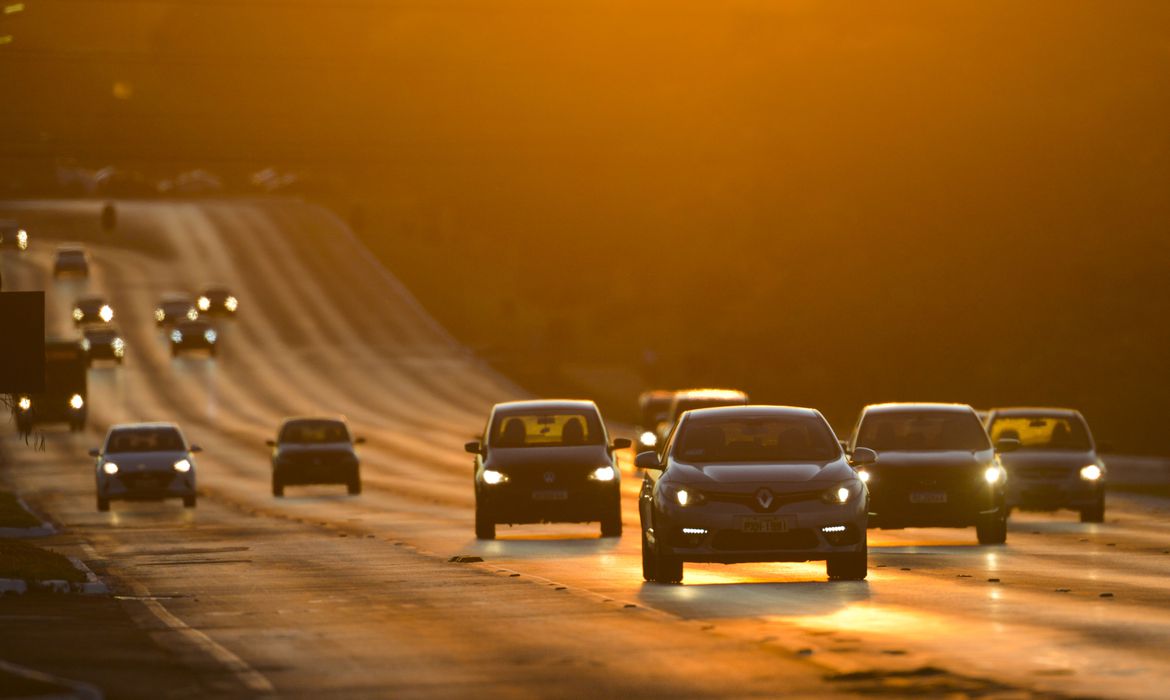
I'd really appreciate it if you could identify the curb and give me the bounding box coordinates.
[0,558,110,596]
[0,497,57,538]
[0,659,103,700]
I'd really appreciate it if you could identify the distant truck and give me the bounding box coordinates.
[15,339,88,433]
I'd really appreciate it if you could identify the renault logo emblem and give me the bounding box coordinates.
[543,471,556,484]
[756,488,774,510]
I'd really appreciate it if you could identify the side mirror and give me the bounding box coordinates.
[464,441,483,455]
[634,451,663,471]
[189,444,203,453]
[850,447,878,466]
[88,448,100,458]
[612,438,632,450]
[354,437,366,445]
[265,439,276,447]
[994,438,1020,453]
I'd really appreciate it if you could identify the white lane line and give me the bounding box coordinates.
[79,543,274,694]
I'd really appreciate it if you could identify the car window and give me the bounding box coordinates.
[489,411,604,447]
[673,415,839,463]
[107,428,186,453]
[279,421,350,444]
[988,416,1091,451]
[856,411,990,452]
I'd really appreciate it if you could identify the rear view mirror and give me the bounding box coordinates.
[265,439,275,447]
[995,438,1020,453]
[354,437,367,445]
[850,447,878,466]
[612,438,632,450]
[634,451,663,471]
[88,448,100,458]
[464,441,483,455]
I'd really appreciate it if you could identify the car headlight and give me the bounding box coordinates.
[224,296,238,312]
[69,393,84,410]
[102,462,119,475]
[482,469,509,485]
[1080,464,1102,481]
[173,459,192,473]
[856,469,871,483]
[17,230,27,249]
[72,308,84,321]
[112,338,125,356]
[186,308,199,321]
[171,330,183,343]
[80,338,91,351]
[822,480,862,505]
[99,305,114,322]
[197,296,211,311]
[638,431,657,448]
[154,308,166,322]
[983,465,1006,484]
[204,329,217,343]
[589,465,617,482]
[17,396,31,411]
[664,484,705,507]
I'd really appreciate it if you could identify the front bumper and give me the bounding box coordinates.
[1008,475,1103,511]
[275,462,358,486]
[98,471,195,501]
[478,482,619,525]
[868,482,1004,529]
[16,405,86,428]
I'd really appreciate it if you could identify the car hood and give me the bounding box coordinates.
[484,444,612,470]
[667,458,854,485]
[871,449,995,469]
[1000,449,1096,469]
[104,451,189,472]
[277,443,356,457]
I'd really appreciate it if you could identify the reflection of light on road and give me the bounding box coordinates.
[779,603,949,637]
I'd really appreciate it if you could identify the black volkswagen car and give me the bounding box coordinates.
[848,403,1016,545]
[268,417,365,496]
[465,400,630,540]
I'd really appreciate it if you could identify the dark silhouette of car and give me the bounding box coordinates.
[636,405,870,583]
[985,407,1106,522]
[268,417,365,497]
[465,400,630,540]
[53,246,90,278]
[155,294,199,326]
[197,286,239,317]
[91,422,201,511]
[81,326,126,366]
[655,388,749,443]
[72,296,114,325]
[0,220,29,251]
[170,319,218,357]
[847,403,1016,545]
[636,389,675,450]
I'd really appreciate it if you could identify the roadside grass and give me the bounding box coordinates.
[1108,483,1170,499]
[0,540,85,583]
[0,491,42,529]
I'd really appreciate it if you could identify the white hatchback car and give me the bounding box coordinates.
[91,422,201,511]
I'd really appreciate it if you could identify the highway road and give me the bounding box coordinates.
[2,199,1170,698]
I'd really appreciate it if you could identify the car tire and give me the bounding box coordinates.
[182,495,197,508]
[171,347,179,358]
[600,500,622,538]
[1080,495,1106,523]
[97,498,109,512]
[641,531,657,582]
[651,529,683,583]
[347,478,362,496]
[827,541,868,581]
[976,513,1008,545]
[272,478,284,497]
[475,502,495,540]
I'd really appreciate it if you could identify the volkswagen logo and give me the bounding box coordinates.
[543,471,556,484]
[755,488,774,510]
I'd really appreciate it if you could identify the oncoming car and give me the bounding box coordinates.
[82,326,126,366]
[53,246,89,277]
[91,422,201,511]
[848,403,1015,545]
[268,417,365,496]
[636,406,870,583]
[170,319,218,357]
[72,296,114,325]
[465,400,630,540]
[155,294,199,326]
[985,407,1106,522]
[0,220,29,251]
[656,388,749,443]
[636,389,675,451]
[197,286,239,317]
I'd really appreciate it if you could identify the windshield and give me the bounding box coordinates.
[490,410,604,448]
[279,420,350,444]
[674,415,840,463]
[107,428,185,453]
[857,411,991,452]
[989,416,1092,451]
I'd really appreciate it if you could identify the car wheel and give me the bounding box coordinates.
[1080,495,1106,523]
[654,544,683,584]
[641,531,658,582]
[97,498,110,512]
[826,541,868,581]
[976,513,1008,545]
[182,495,197,508]
[600,499,622,538]
[474,506,495,540]
[272,478,284,497]
[347,478,362,496]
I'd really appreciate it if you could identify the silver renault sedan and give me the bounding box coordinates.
[91,422,201,511]
[636,406,872,584]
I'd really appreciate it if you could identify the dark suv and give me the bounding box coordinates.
[268,417,365,496]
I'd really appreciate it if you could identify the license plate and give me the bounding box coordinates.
[741,516,792,533]
[532,490,568,501]
[910,491,947,504]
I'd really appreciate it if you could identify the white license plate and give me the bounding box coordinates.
[910,491,948,504]
[741,516,792,533]
[532,490,568,501]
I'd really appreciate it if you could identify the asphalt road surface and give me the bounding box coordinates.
[2,199,1169,699]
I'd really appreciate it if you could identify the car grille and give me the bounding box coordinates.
[121,472,173,491]
[712,529,819,551]
[1014,466,1075,479]
[703,489,821,513]
[506,467,596,488]
[286,451,353,466]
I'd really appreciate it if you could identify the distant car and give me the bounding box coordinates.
[81,326,126,366]
[465,400,630,540]
[635,405,870,583]
[985,407,1106,523]
[268,417,365,497]
[636,389,675,451]
[656,388,750,443]
[848,403,1013,545]
[72,296,114,325]
[91,422,201,511]
[53,246,90,278]
[0,220,29,251]
[196,286,239,317]
[15,339,87,433]
[154,294,199,326]
[170,319,218,357]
